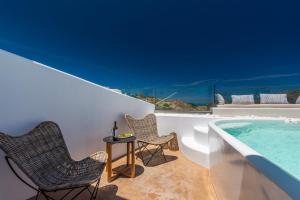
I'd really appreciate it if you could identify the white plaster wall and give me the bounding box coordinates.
[156,113,220,136]
[0,49,155,200]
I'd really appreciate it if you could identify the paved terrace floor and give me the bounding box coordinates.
[29,149,217,200]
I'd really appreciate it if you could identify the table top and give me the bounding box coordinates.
[103,136,136,144]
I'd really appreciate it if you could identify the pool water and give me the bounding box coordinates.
[216,120,300,180]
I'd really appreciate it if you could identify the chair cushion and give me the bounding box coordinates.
[260,93,288,104]
[231,95,255,104]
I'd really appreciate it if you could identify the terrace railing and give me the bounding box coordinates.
[215,82,300,104]
[123,74,300,112]
[123,83,214,113]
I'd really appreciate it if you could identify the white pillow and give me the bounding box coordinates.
[215,93,225,105]
[260,94,288,104]
[296,96,300,104]
[231,95,255,104]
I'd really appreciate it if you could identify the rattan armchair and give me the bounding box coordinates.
[125,114,174,166]
[0,121,107,200]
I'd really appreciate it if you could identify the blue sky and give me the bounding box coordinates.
[1,0,300,103]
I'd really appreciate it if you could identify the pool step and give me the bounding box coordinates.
[193,126,209,146]
[180,126,210,168]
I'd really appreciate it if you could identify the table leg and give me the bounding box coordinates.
[106,143,108,172]
[106,143,112,182]
[127,142,130,166]
[130,141,135,178]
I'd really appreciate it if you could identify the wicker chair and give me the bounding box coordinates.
[125,114,174,166]
[0,121,107,200]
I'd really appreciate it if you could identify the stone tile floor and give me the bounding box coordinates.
[30,149,217,200]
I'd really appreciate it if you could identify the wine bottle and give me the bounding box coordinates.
[112,121,118,141]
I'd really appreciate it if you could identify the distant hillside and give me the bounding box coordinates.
[131,94,209,112]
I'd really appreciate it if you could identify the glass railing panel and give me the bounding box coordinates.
[215,75,300,104]
[123,83,214,113]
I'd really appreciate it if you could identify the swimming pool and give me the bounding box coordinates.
[216,120,300,180]
[209,118,300,200]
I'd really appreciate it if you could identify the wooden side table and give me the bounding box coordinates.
[103,136,136,182]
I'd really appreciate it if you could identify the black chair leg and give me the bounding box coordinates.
[138,142,169,166]
[59,188,74,200]
[145,145,162,166]
[41,191,55,200]
[138,142,153,165]
[35,191,40,200]
[137,142,146,164]
[94,183,100,200]
[90,179,100,200]
[94,179,100,200]
[160,145,168,162]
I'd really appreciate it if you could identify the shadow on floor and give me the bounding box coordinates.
[113,164,145,178]
[30,184,127,200]
[136,149,178,167]
[96,184,127,200]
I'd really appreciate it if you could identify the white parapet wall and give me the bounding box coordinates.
[156,113,221,138]
[213,107,300,118]
[0,49,155,200]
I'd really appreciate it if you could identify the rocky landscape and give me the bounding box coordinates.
[131,94,209,112]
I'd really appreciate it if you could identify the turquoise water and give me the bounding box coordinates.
[216,120,300,180]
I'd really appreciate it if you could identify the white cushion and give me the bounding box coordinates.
[231,95,255,104]
[215,93,225,105]
[260,94,288,104]
[296,96,300,104]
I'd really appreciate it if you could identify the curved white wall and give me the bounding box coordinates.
[209,120,294,200]
[0,49,155,200]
